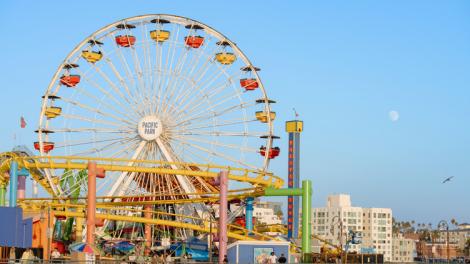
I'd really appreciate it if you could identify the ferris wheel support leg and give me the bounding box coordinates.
[217,170,228,264]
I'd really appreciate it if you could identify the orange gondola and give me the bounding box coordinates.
[185,36,204,48]
[240,78,259,91]
[33,141,55,153]
[259,146,280,159]
[115,35,136,47]
[60,75,81,87]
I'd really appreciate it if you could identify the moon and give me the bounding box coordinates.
[389,110,399,122]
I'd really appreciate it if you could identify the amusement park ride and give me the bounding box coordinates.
[0,14,317,263]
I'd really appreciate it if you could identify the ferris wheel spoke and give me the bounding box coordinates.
[168,66,225,116]
[60,114,132,128]
[175,130,265,137]
[172,118,256,132]
[53,136,135,149]
[172,139,257,170]
[104,33,148,110]
[72,137,139,157]
[174,100,254,128]
[160,34,216,117]
[61,97,135,126]
[173,73,241,119]
[73,67,138,118]
[156,24,182,116]
[73,86,139,123]
[172,134,257,153]
[90,64,145,117]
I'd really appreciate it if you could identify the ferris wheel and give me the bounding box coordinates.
[36,14,279,198]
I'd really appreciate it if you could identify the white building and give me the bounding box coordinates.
[312,194,393,262]
[392,233,416,262]
[230,200,282,226]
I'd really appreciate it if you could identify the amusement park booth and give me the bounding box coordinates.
[227,240,290,264]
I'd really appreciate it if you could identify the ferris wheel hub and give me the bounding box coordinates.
[138,115,163,141]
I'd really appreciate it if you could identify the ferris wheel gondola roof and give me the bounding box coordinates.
[63,63,79,69]
[88,39,103,45]
[256,98,276,104]
[42,95,61,100]
[185,24,204,30]
[35,129,54,134]
[241,66,261,72]
[116,24,136,29]
[150,18,170,24]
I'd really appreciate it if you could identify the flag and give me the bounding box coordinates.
[20,116,26,128]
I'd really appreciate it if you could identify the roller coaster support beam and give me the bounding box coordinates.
[9,161,18,207]
[0,181,6,206]
[86,162,105,247]
[264,180,312,261]
[17,168,29,200]
[245,197,254,234]
[217,170,228,264]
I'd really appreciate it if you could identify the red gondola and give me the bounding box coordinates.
[184,36,204,48]
[240,78,259,91]
[115,35,136,47]
[259,146,280,159]
[60,75,81,87]
[33,142,55,153]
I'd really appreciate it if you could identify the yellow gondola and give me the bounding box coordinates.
[45,106,62,119]
[150,30,170,42]
[215,52,236,65]
[81,50,103,63]
[255,111,276,123]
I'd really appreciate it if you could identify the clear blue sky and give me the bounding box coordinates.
[1,1,469,225]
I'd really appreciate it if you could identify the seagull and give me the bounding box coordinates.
[442,176,454,184]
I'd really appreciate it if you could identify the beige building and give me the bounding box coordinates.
[312,194,393,262]
[392,233,416,262]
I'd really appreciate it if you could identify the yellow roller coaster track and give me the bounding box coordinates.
[19,200,278,242]
[2,154,288,245]
[0,155,284,196]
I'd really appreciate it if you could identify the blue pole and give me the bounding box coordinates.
[245,197,254,234]
[9,161,18,207]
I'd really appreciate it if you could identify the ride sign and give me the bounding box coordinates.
[138,116,163,141]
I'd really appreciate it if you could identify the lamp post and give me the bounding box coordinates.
[438,220,450,263]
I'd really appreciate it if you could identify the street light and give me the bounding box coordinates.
[438,220,450,264]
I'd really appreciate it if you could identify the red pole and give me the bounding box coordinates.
[87,162,97,246]
[218,171,228,264]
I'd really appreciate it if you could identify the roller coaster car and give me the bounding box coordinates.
[81,50,103,63]
[255,111,276,123]
[215,52,236,65]
[185,36,204,48]
[55,215,66,220]
[115,35,136,47]
[33,141,55,153]
[240,78,259,91]
[150,30,170,42]
[259,146,280,159]
[60,74,81,87]
[234,216,256,227]
[45,106,62,119]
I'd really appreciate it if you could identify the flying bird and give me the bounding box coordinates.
[442,176,454,184]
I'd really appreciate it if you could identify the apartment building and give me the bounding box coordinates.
[392,233,416,262]
[312,194,393,262]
